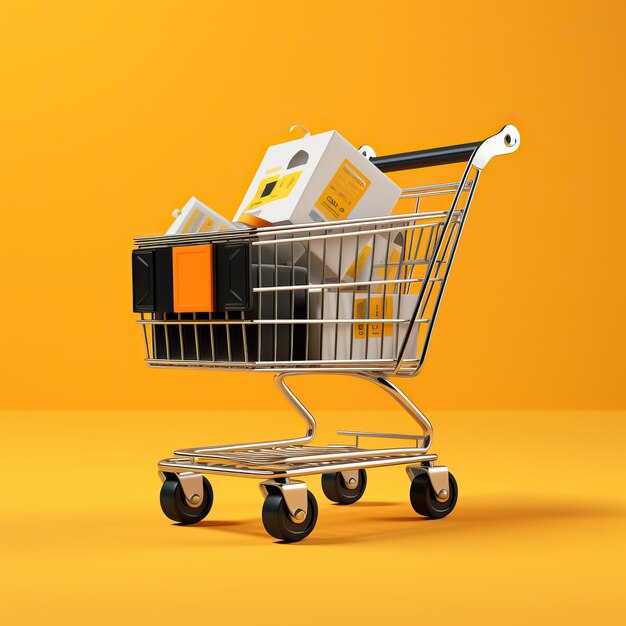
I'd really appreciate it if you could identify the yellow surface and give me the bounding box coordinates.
[1,409,624,624]
[1,1,624,618]
[0,1,625,410]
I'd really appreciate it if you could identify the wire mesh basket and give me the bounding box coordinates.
[135,180,476,376]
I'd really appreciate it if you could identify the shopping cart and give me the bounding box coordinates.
[133,124,520,542]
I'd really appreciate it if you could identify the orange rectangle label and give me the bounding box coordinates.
[172,244,214,312]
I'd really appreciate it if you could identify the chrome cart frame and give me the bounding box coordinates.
[135,125,520,541]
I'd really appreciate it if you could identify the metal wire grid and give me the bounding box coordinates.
[167,444,426,472]
[136,170,478,376]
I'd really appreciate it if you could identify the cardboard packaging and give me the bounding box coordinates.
[167,197,236,235]
[233,130,401,227]
[314,292,418,361]
[307,230,405,285]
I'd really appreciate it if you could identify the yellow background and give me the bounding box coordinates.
[2,409,625,624]
[1,1,625,624]
[0,0,624,410]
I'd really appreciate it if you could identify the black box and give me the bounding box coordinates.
[153,264,307,362]
[246,264,307,362]
[213,241,252,311]
[132,248,173,313]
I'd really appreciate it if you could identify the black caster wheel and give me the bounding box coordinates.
[409,471,458,519]
[321,470,367,505]
[262,490,318,542]
[160,475,214,525]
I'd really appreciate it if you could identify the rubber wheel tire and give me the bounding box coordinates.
[160,476,214,524]
[262,491,318,542]
[409,471,458,519]
[321,470,367,505]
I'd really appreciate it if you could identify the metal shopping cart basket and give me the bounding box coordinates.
[133,124,520,542]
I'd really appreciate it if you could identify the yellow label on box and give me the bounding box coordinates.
[315,159,370,221]
[343,243,372,281]
[372,246,403,292]
[245,171,303,213]
[181,208,203,233]
[198,216,216,232]
[353,296,394,339]
[388,247,401,270]
[345,242,404,291]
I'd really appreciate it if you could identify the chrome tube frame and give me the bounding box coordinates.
[158,371,435,479]
[149,125,520,489]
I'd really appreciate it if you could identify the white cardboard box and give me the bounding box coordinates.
[233,130,401,227]
[306,230,405,285]
[166,197,236,235]
[313,292,419,362]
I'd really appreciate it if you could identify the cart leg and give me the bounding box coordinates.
[276,371,434,452]
[170,373,319,458]
[274,373,317,440]
[354,374,434,451]
[276,371,434,451]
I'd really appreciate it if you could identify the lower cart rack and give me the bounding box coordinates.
[159,444,438,478]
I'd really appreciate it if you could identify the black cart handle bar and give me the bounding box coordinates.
[370,125,520,172]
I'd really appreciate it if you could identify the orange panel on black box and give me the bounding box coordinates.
[172,244,214,312]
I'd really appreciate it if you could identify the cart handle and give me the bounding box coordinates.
[370,125,520,172]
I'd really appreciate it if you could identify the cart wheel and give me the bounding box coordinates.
[321,470,367,505]
[409,471,458,519]
[160,475,214,525]
[262,490,318,542]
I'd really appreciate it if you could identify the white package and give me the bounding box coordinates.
[233,130,401,227]
[316,292,418,361]
[306,231,405,285]
[166,197,236,235]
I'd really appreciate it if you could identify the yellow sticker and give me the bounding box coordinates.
[343,243,372,281]
[353,296,394,339]
[198,216,216,232]
[245,171,303,213]
[379,247,402,285]
[181,209,200,233]
[314,160,370,221]
[347,243,404,292]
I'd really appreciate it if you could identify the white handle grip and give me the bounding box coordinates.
[471,124,520,170]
